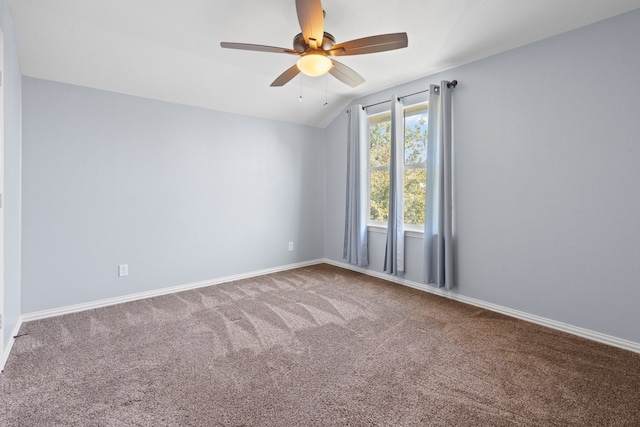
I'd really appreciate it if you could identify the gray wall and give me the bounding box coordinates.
[1,0,22,350]
[324,9,640,344]
[22,78,325,313]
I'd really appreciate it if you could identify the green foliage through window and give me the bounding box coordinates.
[368,113,391,222]
[404,105,428,225]
[367,103,428,227]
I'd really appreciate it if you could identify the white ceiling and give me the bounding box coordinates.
[8,0,640,128]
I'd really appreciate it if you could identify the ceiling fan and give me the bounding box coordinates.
[220,0,408,88]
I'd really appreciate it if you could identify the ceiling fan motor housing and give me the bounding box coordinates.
[293,32,336,53]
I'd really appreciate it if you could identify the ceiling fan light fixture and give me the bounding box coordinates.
[221,0,408,87]
[297,53,332,77]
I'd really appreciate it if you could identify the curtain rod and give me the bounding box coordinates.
[360,80,458,110]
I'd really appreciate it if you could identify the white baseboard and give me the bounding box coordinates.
[322,258,640,355]
[22,259,324,322]
[17,257,640,355]
[1,316,23,372]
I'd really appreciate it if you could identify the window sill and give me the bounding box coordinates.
[367,225,424,239]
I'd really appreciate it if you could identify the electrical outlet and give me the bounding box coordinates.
[288,242,294,251]
[118,264,129,277]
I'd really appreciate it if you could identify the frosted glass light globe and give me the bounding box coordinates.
[297,53,332,77]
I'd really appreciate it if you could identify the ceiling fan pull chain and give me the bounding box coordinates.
[324,74,328,107]
[299,74,303,102]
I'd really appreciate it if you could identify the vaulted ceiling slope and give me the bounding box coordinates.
[8,0,640,128]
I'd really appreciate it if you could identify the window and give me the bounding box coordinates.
[367,102,428,230]
[368,111,392,225]
[403,104,428,228]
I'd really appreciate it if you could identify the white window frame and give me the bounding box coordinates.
[366,100,428,237]
[402,102,428,234]
[366,110,392,229]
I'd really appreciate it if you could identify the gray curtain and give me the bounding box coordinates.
[343,105,369,267]
[424,82,454,289]
[384,96,405,275]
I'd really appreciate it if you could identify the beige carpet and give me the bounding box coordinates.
[1,264,639,426]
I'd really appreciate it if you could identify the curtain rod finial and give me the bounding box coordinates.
[447,80,458,88]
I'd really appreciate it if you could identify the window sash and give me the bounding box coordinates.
[366,100,428,229]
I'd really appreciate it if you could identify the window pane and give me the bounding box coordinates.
[370,170,390,222]
[404,168,426,225]
[404,105,428,165]
[369,113,391,168]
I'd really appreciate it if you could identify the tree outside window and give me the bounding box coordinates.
[367,103,428,229]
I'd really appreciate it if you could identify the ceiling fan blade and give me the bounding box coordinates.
[271,64,301,87]
[220,42,298,55]
[329,33,408,56]
[329,60,365,88]
[295,0,324,48]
